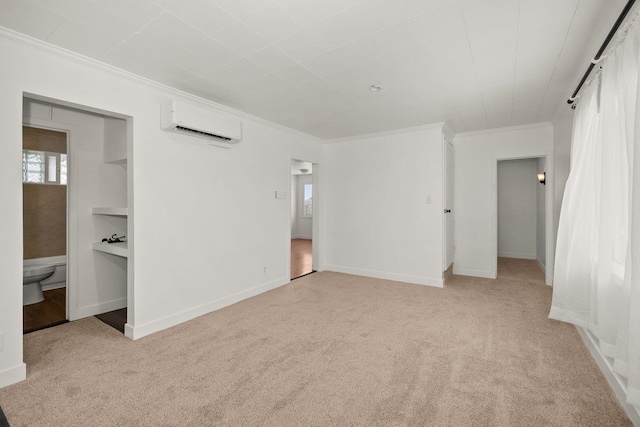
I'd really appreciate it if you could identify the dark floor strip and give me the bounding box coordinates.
[292,271,316,281]
[0,404,10,427]
[95,308,127,334]
[23,319,69,335]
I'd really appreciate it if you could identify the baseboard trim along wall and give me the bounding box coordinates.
[325,265,443,288]
[291,235,312,240]
[69,298,127,321]
[536,257,546,274]
[576,327,640,425]
[497,251,536,260]
[125,276,290,340]
[453,267,496,279]
[41,283,66,292]
[0,363,26,389]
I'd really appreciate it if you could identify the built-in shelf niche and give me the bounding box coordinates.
[92,207,128,258]
[92,207,128,217]
[92,241,128,258]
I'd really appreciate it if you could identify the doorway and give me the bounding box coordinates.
[22,95,132,338]
[496,157,547,280]
[443,136,454,277]
[290,159,314,279]
[22,126,69,333]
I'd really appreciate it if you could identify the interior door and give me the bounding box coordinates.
[443,137,455,270]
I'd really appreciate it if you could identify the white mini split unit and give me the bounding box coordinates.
[161,100,242,148]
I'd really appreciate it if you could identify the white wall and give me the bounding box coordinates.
[0,31,323,388]
[293,174,313,239]
[497,159,538,259]
[290,172,297,236]
[324,126,444,286]
[536,157,546,270]
[24,99,129,320]
[454,124,553,280]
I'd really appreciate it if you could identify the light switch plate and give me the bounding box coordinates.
[426,195,432,204]
[275,190,287,199]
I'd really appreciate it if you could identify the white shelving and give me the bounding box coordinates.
[92,207,128,217]
[92,207,128,257]
[92,241,128,258]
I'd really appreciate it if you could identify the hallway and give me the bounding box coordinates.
[291,239,312,279]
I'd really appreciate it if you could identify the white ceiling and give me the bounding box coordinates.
[0,0,628,139]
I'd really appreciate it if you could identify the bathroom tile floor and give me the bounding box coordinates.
[23,287,67,333]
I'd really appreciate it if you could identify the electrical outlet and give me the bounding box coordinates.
[0,332,4,351]
[263,266,267,274]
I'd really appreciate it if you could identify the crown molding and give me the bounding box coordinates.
[0,26,323,144]
[455,122,553,139]
[324,122,447,144]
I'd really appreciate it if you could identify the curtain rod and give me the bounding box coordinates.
[567,0,637,105]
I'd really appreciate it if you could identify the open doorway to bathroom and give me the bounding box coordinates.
[22,126,69,333]
[290,159,314,280]
[22,95,132,338]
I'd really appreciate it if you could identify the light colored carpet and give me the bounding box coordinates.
[0,259,631,426]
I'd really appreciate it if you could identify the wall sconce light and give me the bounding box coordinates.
[537,172,546,185]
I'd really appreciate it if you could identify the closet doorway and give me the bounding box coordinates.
[496,157,546,280]
[290,159,314,279]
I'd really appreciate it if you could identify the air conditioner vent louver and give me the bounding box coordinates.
[161,101,242,148]
[175,126,231,141]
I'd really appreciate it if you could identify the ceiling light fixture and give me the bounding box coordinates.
[537,172,546,185]
[369,85,382,92]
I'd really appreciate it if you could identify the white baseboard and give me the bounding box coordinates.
[497,251,536,260]
[125,276,289,340]
[0,363,26,388]
[124,323,135,339]
[69,297,127,321]
[576,327,640,426]
[324,264,443,288]
[453,267,496,279]
[41,283,66,291]
[536,257,546,273]
[291,235,312,240]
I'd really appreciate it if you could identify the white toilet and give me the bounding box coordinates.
[23,264,56,306]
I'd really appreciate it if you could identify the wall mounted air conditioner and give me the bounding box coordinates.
[161,100,242,148]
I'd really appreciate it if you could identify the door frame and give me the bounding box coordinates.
[22,93,134,329]
[22,118,76,321]
[492,153,554,285]
[288,157,322,279]
[442,135,454,272]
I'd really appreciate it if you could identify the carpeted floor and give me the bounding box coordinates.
[0,260,631,426]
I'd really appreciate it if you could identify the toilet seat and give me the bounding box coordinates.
[24,264,56,277]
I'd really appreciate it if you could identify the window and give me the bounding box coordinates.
[303,183,312,217]
[22,149,67,185]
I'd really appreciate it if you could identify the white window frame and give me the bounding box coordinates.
[22,149,67,185]
[302,183,313,218]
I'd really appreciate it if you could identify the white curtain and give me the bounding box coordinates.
[550,12,640,410]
